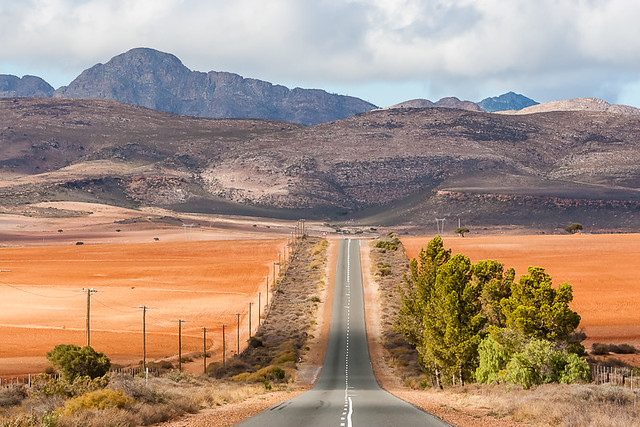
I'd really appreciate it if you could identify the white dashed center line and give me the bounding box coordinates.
[340,240,353,427]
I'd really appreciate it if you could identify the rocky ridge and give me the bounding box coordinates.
[52,48,376,125]
[1,97,639,230]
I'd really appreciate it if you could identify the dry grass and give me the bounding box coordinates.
[0,372,292,427]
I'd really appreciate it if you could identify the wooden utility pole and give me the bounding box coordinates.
[177,319,185,372]
[83,288,97,347]
[248,302,252,339]
[139,305,149,370]
[222,324,226,370]
[258,292,261,326]
[265,276,269,309]
[236,313,240,355]
[202,327,208,375]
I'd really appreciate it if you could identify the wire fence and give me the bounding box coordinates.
[590,363,640,390]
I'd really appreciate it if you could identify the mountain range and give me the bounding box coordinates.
[0,48,541,125]
[1,97,639,230]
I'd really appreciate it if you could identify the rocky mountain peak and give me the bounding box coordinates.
[0,74,54,97]
[478,91,538,112]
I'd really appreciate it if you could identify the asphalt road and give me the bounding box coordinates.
[238,239,448,427]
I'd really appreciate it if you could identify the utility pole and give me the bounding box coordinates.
[202,327,208,375]
[265,276,269,311]
[258,292,261,326]
[139,305,149,370]
[83,288,97,347]
[236,313,240,356]
[177,319,185,372]
[222,324,226,370]
[248,302,252,339]
[273,261,277,285]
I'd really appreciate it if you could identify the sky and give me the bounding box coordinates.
[1,0,640,108]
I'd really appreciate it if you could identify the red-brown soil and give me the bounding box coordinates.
[402,233,640,348]
[0,238,285,375]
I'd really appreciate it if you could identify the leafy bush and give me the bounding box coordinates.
[46,344,111,381]
[376,240,399,251]
[501,339,591,389]
[30,373,109,398]
[61,389,131,415]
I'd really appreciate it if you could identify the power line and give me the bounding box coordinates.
[0,281,83,299]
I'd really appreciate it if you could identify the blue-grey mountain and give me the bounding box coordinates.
[0,74,54,98]
[478,91,539,112]
[52,48,377,125]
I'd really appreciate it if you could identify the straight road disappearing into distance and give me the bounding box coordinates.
[238,239,447,427]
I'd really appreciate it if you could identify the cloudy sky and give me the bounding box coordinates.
[1,0,639,108]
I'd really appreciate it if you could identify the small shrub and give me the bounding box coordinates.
[61,388,132,415]
[249,337,263,348]
[263,380,272,390]
[310,296,321,303]
[0,385,27,407]
[147,360,173,371]
[376,241,398,251]
[611,344,637,354]
[591,343,610,355]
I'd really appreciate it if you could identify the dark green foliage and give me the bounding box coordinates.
[46,344,111,382]
[421,254,486,383]
[565,223,583,234]
[395,237,586,389]
[501,267,581,342]
[376,240,398,251]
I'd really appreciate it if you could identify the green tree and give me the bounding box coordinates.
[395,236,450,386]
[565,223,583,234]
[472,260,514,328]
[46,344,111,381]
[421,254,486,385]
[501,267,581,342]
[455,227,470,237]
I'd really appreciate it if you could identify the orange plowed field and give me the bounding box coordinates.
[0,239,285,375]
[402,234,640,348]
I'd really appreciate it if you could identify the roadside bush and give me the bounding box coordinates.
[29,374,109,398]
[0,385,28,407]
[46,344,111,381]
[591,343,610,355]
[376,241,398,251]
[61,388,132,415]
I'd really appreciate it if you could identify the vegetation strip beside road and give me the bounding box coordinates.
[368,233,640,426]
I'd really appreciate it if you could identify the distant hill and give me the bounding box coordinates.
[52,48,376,125]
[0,74,54,97]
[498,97,640,115]
[2,97,640,230]
[389,97,481,112]
[478,91,538,112]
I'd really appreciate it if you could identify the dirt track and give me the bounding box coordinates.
[402,233,640,348]
[0,239,285,375]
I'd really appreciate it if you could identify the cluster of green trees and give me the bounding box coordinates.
[395,237,590,389]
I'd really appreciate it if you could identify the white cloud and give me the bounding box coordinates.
[0,0,639,106]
